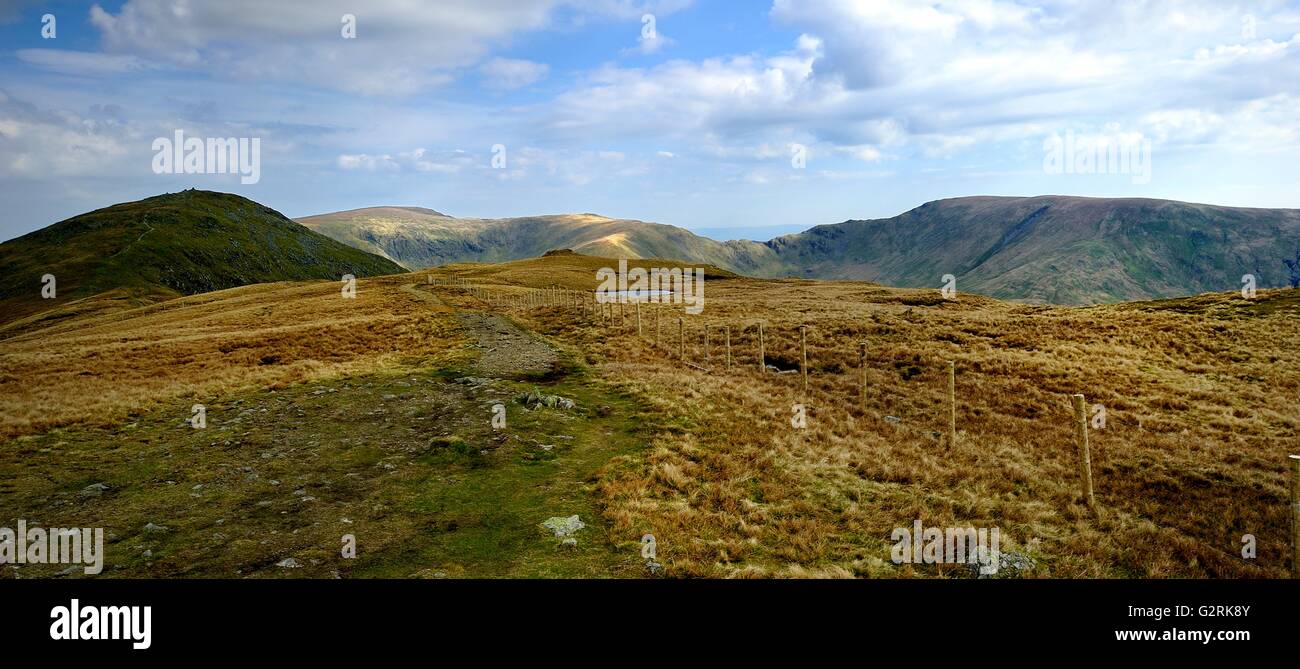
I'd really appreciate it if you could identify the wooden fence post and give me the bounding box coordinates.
[725,326,731,370]
[948,361,957,447]
[799,326,808,396]
[636,302,642,337]
[1289,454,1299,577]
[758,322,765,373]
[678,318,684,360]
[656,305,661,345]
[703,325,709,362]
[859,342,868,411]
[1072,393,1098,516]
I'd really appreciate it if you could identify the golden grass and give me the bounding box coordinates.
[0,275,468,439]
[459,254,1300,577]
[5,250,1298,578]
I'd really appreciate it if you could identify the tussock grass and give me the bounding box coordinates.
[476,255,1300,577]
[0,275,467,439]
[4,250,1298,578]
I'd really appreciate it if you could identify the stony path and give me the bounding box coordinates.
[404,284,558,378]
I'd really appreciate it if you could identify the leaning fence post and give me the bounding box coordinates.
[725,326,732,370]
[758,322,766,373]
[703,325,710,362]
[948,361,957,447]
[1072,393,1098,516]
[656,305,661,346]
[678,318,685,360]
[859,342,868,411]
[636,301,643,337]
[1290,454,1300,578]
[800,325,808,396]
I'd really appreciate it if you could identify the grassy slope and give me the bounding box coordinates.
[0,190,406,325]
[4,252,1298,578]
[0,269,654,578]
[457,253,1300,577]
[770,196,1300,304]
[297,206,779,276]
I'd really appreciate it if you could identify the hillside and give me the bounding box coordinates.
[0,190,406,325]
[298,196,1300,304]
[3,252,1296,578]
[296,206,776,276]
[759,196,1300,304]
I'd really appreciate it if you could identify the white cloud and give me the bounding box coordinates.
[480,58,550,91]
[83,0,689,96]
[337,148,471,173]
[16,49,161,76]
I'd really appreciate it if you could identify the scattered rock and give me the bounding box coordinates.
[79,482,110,497]
[884,416,901,424]
[141,522,169,533]
[541,515,585,538]
[517,388,576,410]
[966,550,1037,578]
[276,558,302,568]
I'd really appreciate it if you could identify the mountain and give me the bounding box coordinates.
[298,196,1300,304]
[0,190,406,325]
[295,206,772,272]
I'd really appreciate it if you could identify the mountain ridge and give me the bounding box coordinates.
[297,194,1300,304]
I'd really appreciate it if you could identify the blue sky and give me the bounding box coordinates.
[2,0,1299,242]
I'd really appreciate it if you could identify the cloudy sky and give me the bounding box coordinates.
[2,0,1299,242]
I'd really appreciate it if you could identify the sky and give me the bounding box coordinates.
[1,0,1299,243]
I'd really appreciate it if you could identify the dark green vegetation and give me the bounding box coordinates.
[300,195,1300,305]
[0,190,405,324]
[1,366,650,578]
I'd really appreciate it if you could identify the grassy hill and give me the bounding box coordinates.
[760,196,1300,304]
[298,196,1300,304]
[296,206,776,276]
[0,190,406,326]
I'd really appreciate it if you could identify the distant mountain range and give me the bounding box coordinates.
[298,196,1300,304]
[0,190,404,325]
[4,191,1296,327]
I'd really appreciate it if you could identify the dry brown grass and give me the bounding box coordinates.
[5,251,1298,578]
[466,255,1300,578]
[0,275,468,439]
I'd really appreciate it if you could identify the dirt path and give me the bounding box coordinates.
[404,284,558,378]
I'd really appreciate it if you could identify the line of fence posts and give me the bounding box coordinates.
[467,283,1300,576]
[447,280,1300,579]
[469,279,1300,576]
